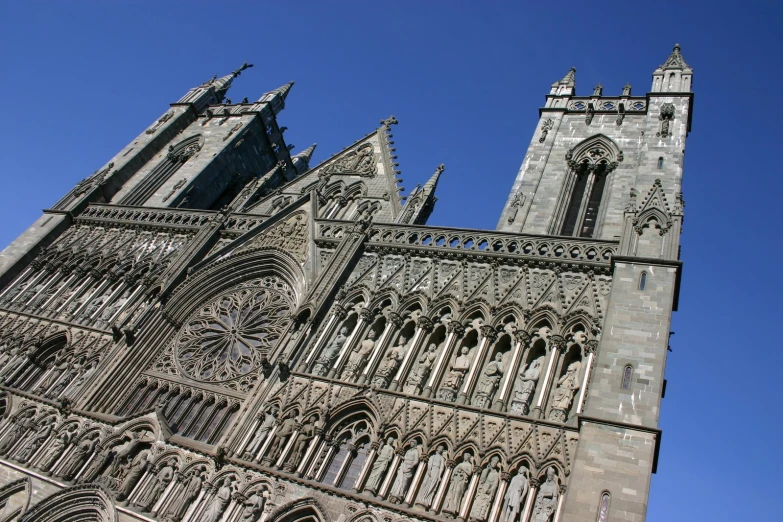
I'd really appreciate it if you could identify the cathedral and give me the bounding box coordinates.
[0,45,693,522]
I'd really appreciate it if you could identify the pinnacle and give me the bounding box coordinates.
[294,143,317,160]
[660,43,690,70]
[422,164,445,193]
[262,81,295,102]
[552,67,576,88]
[212,63,254,102]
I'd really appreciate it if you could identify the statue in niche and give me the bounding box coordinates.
[341,329,376,381]
[38,425,76,473]
[239,490,267,521]
[15,417,54,463]
[371,335,408,389]
[0,409,36,455]
[503,468,530,522]
[510,357,544,415]
[117,448,151,501]
[46,356,85,399]
[532,468,559,522]
[470,456,501,522]
[364,436,395,494]
[204,477,235,522]
[58,434,99,480]
[86,430,146,482]
[287,415,318,470]
[66,361,96,398]
[548,361,581,422]
[312,327,348,376]
[243,405,278,461]
[135,459,175,511]
[473,352,506,409]
[161,471,202,521]
[438,345,474,402]
[415,445,446,510]
[389,440,421,503]
[35,351,71,394]
[99,290,132,323]
[403,342,439,394]
[265,411,297,464]
[82,291,110,318]
[442,452,473,516]
[0,344,32,380]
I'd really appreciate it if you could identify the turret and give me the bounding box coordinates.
[175,63,254,112]
[292,144,317,175]
[257,82,294,116]
[398,164,445,225]
[549,67,576,96]
[651,44,693,92]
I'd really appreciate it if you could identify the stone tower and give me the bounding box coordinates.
[0,47,692,522]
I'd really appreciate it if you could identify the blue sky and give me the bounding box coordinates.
[1,1,781,520]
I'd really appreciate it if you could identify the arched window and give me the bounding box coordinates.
[657,157,664,169]
[339,441,369,489]
[621,365,633,389]
[597,491,611,522]
[322,439,350,485]
[639,272,647,291]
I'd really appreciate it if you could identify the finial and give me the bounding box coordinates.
[622,83,632,96]
[593,83,603,96]
[436,164,445,174]
[231,62,254,78]
[381,115,399,126]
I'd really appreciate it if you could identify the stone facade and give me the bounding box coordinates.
[0,46,693,522]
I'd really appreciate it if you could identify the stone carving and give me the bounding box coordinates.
[442,452,473,516]
[389,440,420,503]
[46,357,84,399]
[506,193,525,225]
[585,103,594,125]
[38,425,76,473]
[161,471,202,521]
[58,434,98,480]
[15,417,54,463]
[313,327,348,377]
[415,445,446,509]
[509,357,544,415]
[532,468,559,522]
[469,456,500,522]
[241,213,309,263]
[135,459,174,511]
[117,448,151,501]
[364,436,395,494]
[403,343,439,394]
[204,477,235,522]
[287,415,318,470]
[438,345,474,402]
[592,84,603,96]
[35,351,71,394]
[146,112,173,134]
[265,411,297,464]
[341,329,376,381]
[621,83,632,96]
[538,119,554,143]
[371,335,407,389]
[239,490,267,521]
[0,409,36,456]
[162,179,187,203]
[244,405,278,460]
[473,352,505,409]
[502,468,530,522]
[548,361,581,422]
[657,103,675,138]
[320,142,377,178]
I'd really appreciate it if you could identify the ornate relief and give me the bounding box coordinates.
[240,212,309,264]
[656,103,675,138]
[318,143,377,178]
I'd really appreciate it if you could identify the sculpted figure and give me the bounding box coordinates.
[312,327,348,376]
[161,471,202,521]
[502,468,530,522]
[470,456,500,521]
[341,329,376,380]
[58,434,98,480]
[371,335,407,389]
[548,362,581,422]
[0,409,36,455]
[364,436,395,494]
[403,343,439,394]
[38,426,75,473]
[243,405,278,461]
[532,468,559,522]
[473,352,505,409]
[66,361,96,397]
[389,440,421,503]
[135,459,174,511]
[46,357,84,399]
[99,291,131,322]
[15,417,54,463]
[265,411,297,464]
[415,445,446,509]
[0,345,31,380]
[239,490,267,521]
[510,358,543,415]
[438,345,473,402]
[442,452,473,516]
[204,477,234,522]
[288,415,318,469]
[118,448,151,501]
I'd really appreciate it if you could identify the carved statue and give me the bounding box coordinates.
[473,352,505,409]
[364,436,395,494]
[389,440,420,503]
[135,459,174,511]
[0,345,31,379]
[532,468,559,522]
[510,357,544,415]
[403,343,439,394]
[265,411,297,464]
[312,327,348,376]
[438,345,473,402]
[46,357,84,399]
[118,448,151,501]
[502,468,530,522]
[239,490,267,521]
[83,292,110,318]
[371,335,407,389]
[442,452,473,515]
[204,477,235,522]
[243,405,278,460]
[415,445,446,509]
[38,426,75,473]
[161,471,202,521]
[15,417,54,463]
[66,361,96,397]
[35,351,71,394]
[99,290,131,322]
[548,361,581,422]
[58,434,98,480]
[0,409,36,455]
[470,456,500,521]
[288,415,318,469]
[341,329,376,381]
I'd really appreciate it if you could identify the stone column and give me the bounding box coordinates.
[72,274,110,318]
[553,485,567,522]
[359,312,402,385]
[255,423,278,462]
[459,466,481,521]
[389,316,432,391]
[0,266,33,301]
[404,454,428,506]
[457,325,498,405]
[274,426,299,469]
[299,304,346,371]
[431,459,454,513]
[236,416,262,458]
[423,322,464,398]
[10,266,48,304]
[488,472,510,522]
[41,271,76,310]
[155,471,184,517]
[185,484,213,522]
[494,331,531,411]
[55,268,92,313]
[328,311,365,378]
[531,336,565,419]
[378,451,402,499]
[296,429,323,477]
[520,479,538,522]
[353,440,378,493]
[575,340,598,415]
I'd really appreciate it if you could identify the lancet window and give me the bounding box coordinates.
[315,417,371,489]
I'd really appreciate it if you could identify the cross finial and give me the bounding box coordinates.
[380,115,399,126]
[232,62,254,78]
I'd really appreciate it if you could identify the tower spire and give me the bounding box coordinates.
[292,143,317,174]
[651,44,693,92]
[258,81,295,115]
[550,67,576,96]
[212,62,254,102]
[398,164,445,225]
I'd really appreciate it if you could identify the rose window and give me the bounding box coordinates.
[175,284,291,382]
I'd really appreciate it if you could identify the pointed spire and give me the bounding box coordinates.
[292,143,317,175]
[212,62,254,102]
[561,67,576,87]
[422,163,445,195]
[399,164,445,225]
[661,43,690,70]
[258,81,294,115]
[651,44,693,93]
[550,68,576,96]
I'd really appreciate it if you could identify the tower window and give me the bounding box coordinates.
[561,161,609,238]
[639,272,647,291]
[657,157,664,169]
[621,365,633,389]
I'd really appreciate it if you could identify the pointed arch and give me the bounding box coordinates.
[268,498,327,522]
[19,484,118,522]
[0,477,31,521]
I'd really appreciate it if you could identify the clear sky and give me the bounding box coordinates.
[0,1,781,520]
